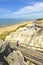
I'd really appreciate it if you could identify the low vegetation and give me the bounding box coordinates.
[0,24,28,40]
[0,18,43,40]
[0,23,27,40]
[0,31,10,40]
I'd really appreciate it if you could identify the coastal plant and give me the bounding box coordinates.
[0,31,10,40]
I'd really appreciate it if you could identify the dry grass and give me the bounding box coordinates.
[0,19,43,40]
[0,21,31,40]
[0,31,10,40]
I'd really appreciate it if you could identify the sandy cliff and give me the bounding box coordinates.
[5,19,43,48]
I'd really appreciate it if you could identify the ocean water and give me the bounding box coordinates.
[0,18,29,27]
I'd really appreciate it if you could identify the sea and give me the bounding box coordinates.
[0,18,30,27]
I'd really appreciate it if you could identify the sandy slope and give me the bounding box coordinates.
[0,21,32,34]
[0,19,43,35]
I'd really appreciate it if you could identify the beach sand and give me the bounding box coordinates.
[0,20,43,40]
[0,21,32,34]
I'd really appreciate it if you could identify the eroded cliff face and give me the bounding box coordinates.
[5,21,43,48]
[6,50,28,65]
[0,39,28,65]
[0,39,10,65]
[0,19,43,65]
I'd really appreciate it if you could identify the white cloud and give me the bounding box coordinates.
[14,2,43,14]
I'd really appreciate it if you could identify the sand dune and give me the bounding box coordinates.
[0,21,32,34]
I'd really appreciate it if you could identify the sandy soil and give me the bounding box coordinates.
[0,21,32,34]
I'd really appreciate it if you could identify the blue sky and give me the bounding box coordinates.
[0,0,43,19]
